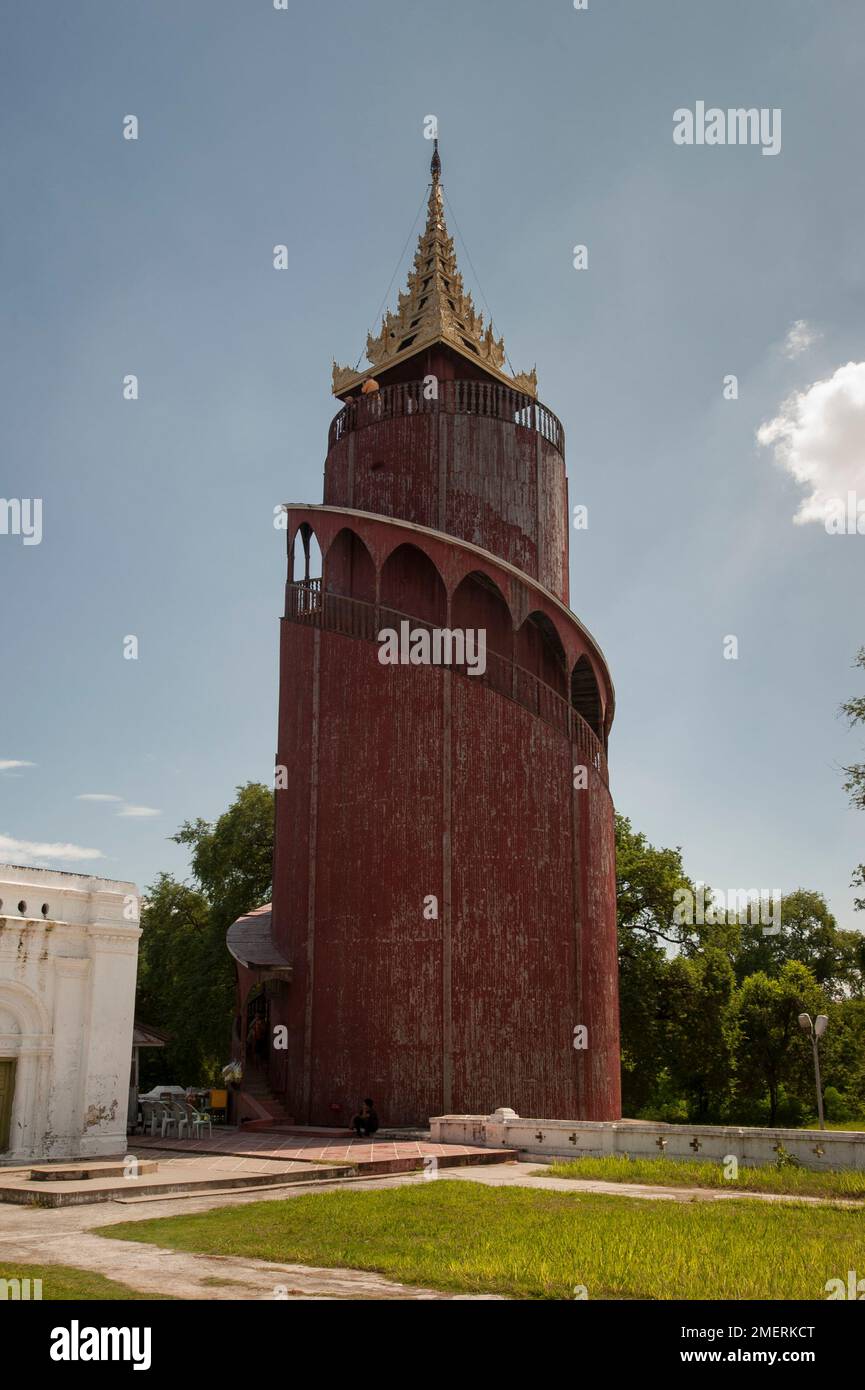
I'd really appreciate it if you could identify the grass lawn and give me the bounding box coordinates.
[0,1262,172,1300]
[535,1154,865,1201]
[99,1179,865,1300]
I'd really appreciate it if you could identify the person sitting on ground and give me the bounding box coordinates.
[351,1097,379,1137]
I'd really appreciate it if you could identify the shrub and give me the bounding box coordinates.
[822,1086,855,1121]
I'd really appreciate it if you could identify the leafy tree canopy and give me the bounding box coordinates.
[842,646,865,911]
[136,783,274,1087]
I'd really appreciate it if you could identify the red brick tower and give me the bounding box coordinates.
[229,144,620,1127]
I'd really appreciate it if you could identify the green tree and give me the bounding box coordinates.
[615,815,706,1113]
[172,781,274,933]
[731,962,826,1125]
[136,875,217,1086]
[615,814,700,951]
[664,948,737,1122]
[841,646,865,912]
[732,889,865,998]
[819,998,865,1118]
[135,783,274,1086]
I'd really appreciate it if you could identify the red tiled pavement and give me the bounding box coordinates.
[135,1128,513,1169]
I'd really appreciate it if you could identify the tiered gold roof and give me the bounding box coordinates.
[332,142,537,399]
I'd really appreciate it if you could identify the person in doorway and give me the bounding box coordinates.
[351,1097,379,1137]
[253,1012,267,1064]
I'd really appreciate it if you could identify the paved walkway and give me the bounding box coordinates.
[0,1162,855,1300]
[0,1149,347,1206]
[0,1131,515,1207]
[442,1163,864,1206]
[134,1129,501,1166]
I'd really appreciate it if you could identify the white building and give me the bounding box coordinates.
[0,865,140,1164]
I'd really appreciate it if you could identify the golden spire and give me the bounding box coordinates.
[332,142,538,398]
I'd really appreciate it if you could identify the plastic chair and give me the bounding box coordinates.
[154,1101,176,1138]
[140,1100,160,1137]
[166,1101,189,1139]
[190,1107,213,1140]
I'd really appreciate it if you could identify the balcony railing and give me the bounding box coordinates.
[286,580,607,787]
[328,379,565,457]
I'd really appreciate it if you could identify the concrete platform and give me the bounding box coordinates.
[0,1152,349,1207]
[0,1130,517,1206]
[29,1159,159,1182]
[134,1126,517,1171]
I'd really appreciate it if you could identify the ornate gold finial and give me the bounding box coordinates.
[332,143,537,398]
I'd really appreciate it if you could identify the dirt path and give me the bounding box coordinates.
[0,1171,502,1300]
[443,1163,865,1206]
[1,1226,500,1300]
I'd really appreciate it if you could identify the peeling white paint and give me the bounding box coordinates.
[0,866,140,1164]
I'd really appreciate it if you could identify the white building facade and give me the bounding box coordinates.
[0,865,140,1164]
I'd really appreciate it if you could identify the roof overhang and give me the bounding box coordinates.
[226,905,292,977]
[132,1021,169,1049]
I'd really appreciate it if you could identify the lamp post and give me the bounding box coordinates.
[798,1012,828,1130]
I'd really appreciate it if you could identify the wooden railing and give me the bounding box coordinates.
[286,581,607,786]
[328,379,565,456]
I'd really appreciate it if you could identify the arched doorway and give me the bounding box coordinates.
[244,983,270,1075]
[0,1056,16,1154]
[514,610,569,698]
[324,527,376,603]
[451,570,513,693]
[0,982,52,1162]
[571,654,604,740]
[379,542,447,626]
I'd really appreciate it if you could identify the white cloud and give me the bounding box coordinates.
[783,319,820,359]
[0,833,104,865]
[757,361,865,524]
[78,794,161,817]
[0,760,36,771]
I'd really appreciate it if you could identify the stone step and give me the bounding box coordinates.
[0,1146,518,1208]
[28,1160,158,1183]
[0,1164,350,1208]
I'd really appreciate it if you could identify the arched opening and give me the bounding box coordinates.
[571,655,603,740]
[324,528,376,605]
[451,572,512,655]
[244,983,269,1074]
[450,571,513,693]
[514,611,568,699]
[379,543,446,627]
[291,524,323,583]
[0,995,22,1155]
[0,982,52,1159]
[289,525,324,621]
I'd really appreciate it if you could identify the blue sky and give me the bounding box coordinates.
[1,0,863,926]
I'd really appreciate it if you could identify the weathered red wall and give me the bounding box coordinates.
[272,620,620,1126]
[264,379,620,1127]
[580,767,620,1116]
[325,412,568,603]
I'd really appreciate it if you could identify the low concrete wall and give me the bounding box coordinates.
[429,1112,865,1172]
